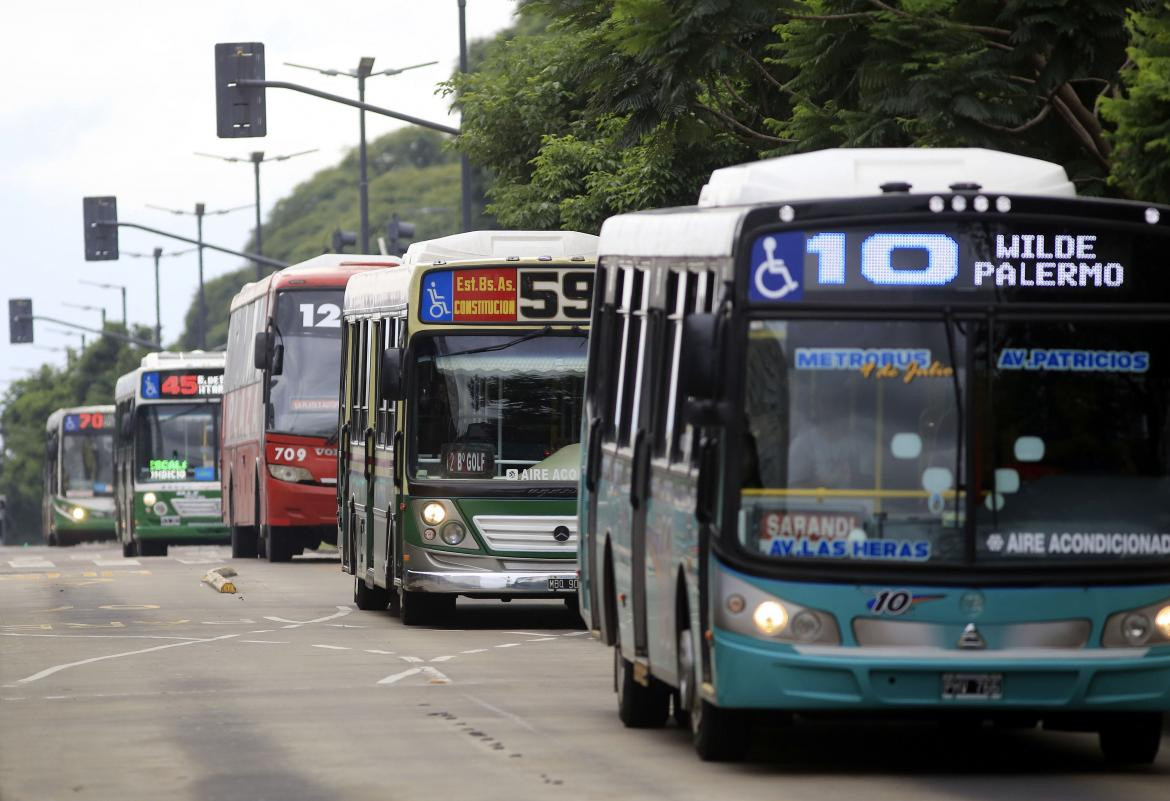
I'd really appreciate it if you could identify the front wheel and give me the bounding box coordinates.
[1099,713,1162,765]
[615,646,669,728]
[354,575,390,611]
[680,629,747,761]
[121,538,138,558]
[231,525,258,559]
[400,588,454,626]
[264,526,294,563]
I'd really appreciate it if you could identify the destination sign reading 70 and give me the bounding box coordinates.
[420,267,594,324]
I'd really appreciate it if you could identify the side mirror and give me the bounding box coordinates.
[681,313,720,400]
[271,343,284,376]
[253,331,270,370]
[380,347,404,400]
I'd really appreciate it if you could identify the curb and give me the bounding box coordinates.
[201,566,238,594]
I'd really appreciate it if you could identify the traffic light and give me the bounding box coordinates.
[9,298,33,344]
[331,229,357,253]
[83,196,119,261]
[215,42,267,138]
[386,214,415,256]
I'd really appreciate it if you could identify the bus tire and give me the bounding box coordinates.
[400,589,453,626]
[139,539,167,557]
[264,526,294,562]
[615,646,669,728]
[354,575,390,611]
[680,629,747,761]
[1099,713,1162,765]
[231,525,258,559]
[122,538,137,558]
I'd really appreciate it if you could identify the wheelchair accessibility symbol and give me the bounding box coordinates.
[421,270,454,322]
[753,235,802,301]
[427,280,451,319]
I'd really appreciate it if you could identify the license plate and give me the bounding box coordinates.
[941,672,1003,700]
[547,578,578,592]
[160,515,181,527]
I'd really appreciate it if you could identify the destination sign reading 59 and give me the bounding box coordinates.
[745,224,1155,304]
[420,267,594,324]
[141,370,224,399]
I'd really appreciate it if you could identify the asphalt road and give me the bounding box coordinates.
[1,540,1168,801]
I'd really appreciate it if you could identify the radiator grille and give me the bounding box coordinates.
[472,515,578,554]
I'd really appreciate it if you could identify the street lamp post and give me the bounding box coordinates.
[153,247,163,347]
[79,279,127,326]
[458,0,473,232]
[63,302,106,327]
[194,148,317,279]
[283,58,437,253]
[146,202,251,349]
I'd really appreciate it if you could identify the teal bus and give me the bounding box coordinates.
[42,405,116,545]
[340,231,597,624]
[579,148,1170,763]
[114,351,229,556]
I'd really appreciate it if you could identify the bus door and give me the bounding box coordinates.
[372,317,402,588]
[583,266,615,633]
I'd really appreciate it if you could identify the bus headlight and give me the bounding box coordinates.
[715,571,840,645]
[70,506,87,522]
[268,464,313,483]
[1103,598,1170,647]
[421,502,446,526]
[440,522,466,546]
[143,492,157,507]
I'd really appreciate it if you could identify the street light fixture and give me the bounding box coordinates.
[79,279,127,326]
[121,247,196,348]
[194,148,318,278]
[283,57,437,253]
[145,202,251,349]
[62,302,106,327]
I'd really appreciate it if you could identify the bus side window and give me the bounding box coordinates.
[585,264,610,429]
[614,268,646,446]
[654,270,683,457]
[360,320,371,434]
[376,319,390,446]
[627,268,654,444]
[347,321,362,442]
[675,270,705,465]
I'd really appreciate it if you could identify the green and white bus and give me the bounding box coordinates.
[580,148,1170,763]
[114,351,229,557]
[340,231,597,624]
[43,405,116,545]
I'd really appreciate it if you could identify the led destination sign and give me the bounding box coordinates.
[420,267,594,324]
[141,370,224,399]
[746,224,1150,304]
[63,412,114,432]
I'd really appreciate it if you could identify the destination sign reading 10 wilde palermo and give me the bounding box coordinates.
[420,267,594,324]
[747,225,1141,304]
[141,370,224,399]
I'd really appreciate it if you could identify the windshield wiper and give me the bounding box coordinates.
[438,325,556,359]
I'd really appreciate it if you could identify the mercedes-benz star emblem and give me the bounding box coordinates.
[552,526,571,542]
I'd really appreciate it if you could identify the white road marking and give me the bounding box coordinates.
[92,558,139,567]
[249,629,276,633]
[311,644,350,651]
[200,619,256,625]
[7,559,54,569]
[0,633,203,641]
[324,623,366,628]
[240,640,289,644]
[377,666,450,686]
[561,631,589,636]
[526,637,557,642]
[503,631,547,637]
[460,649,488,654]
[430,655,455,662]
[495,643,519,648]
[399,656,424,663]
[365,649,395,655]
[174,557,223,565]
[264,606,352,629]
[12,633,239,684]
[464,693,540,734]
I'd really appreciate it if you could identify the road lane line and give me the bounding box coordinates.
[311,644,350,651]
[378,667,422,685]
[365,649,395,655]
[423,667,450,684]
[526,637,557,642]
[431,655,455,662]
[264,606,352,629]
[502,631,546,637]
[13,633,240,684]
[92,558,139,567]
[460,649,488,654]
[464,694,540,734]
[7,559,55,569]
[1,633,204,641]
[561,631,589,637]
[494,643,519,648]
[399,656,424,663]
[249,629,276,633]
[241,640,289,644]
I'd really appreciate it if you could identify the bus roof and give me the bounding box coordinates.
[599,148,1077,259]
[230,254,401,312]
[114,350,225,402]
[45,404,115,433]
[402,230,598,266]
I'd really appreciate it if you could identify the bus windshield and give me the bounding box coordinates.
[739,318,1170,568]
[410,333,587,482]
[62,431,114,497]
[269,289,344,438]
[135,404,221,483]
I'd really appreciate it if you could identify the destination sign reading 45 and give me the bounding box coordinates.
[141,370,224,399]
[747,225,1138,304]
[420,267,594,324]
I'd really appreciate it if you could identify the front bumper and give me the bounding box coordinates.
[404,568,578,596]
[712,628,1170,711]
[136,522,230,542]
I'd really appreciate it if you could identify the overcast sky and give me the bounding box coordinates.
[0,0,517,385]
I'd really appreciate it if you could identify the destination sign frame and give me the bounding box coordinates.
[418,266,594,325]
[63,412,115,432]
[140,369,224,400]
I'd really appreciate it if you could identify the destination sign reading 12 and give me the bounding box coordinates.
[420,267,594,324]
[747,226,1133,304]
[141,371,224,399]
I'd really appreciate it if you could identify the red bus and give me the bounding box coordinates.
[221,254,399,560]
